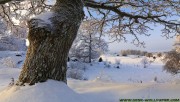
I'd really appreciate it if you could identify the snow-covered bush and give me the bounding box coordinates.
[67,68,84,80]
[95,71,113,82]
[115,59,121,69]
[67,62,87,80]
[163,51,180,74]
[154,76,157,82]
[115,59,121,65]
[0,35,27,51]
[0,57,17,68]
[68,61,86,71]
[141,57,149,68]
[103,60,111,68]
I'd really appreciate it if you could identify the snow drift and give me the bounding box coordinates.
[0,80,87,102]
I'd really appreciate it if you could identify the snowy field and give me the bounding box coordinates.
[0,51,180,102]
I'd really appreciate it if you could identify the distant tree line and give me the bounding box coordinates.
[120,49,148,56]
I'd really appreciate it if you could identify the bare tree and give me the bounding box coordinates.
[0,0,180,85]
[69,20,108,63]
[164,35,180,74]
[163,51,180,74]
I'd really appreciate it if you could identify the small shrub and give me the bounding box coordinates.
[122,53,127,56]
[17,60,23,64]
[115,59,121,65]
[96,71,112,82]
[67,68,84,80]
[105,64,111,68]
[67,61,87,80]
[67,57,70,62]
[104,61,111,68]
[157,53,162,57]
[68,61,86,71]
[0,57,16,68]
[98,57,103,62]
[154,76,157,82]
[115,59,121,69]
[141,57,149,68]
[9,78,14,86]
[16,54,22,57]
[153,56,156,60]
[103,61,106,65]
[116,66,120,69]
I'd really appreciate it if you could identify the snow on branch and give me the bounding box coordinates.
[84,0,180,46]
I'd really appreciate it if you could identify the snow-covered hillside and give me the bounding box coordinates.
[0,51,180,102]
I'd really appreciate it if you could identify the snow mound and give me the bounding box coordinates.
[0,80,87,102]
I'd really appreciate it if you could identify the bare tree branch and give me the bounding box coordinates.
[0,0,180,45]
[84,0,180,46]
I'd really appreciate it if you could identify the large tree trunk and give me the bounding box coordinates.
[17,0,84,85]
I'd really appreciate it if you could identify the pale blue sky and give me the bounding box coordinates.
[108,27,175,53]
[82,6,176,53]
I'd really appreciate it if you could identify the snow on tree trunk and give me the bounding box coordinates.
[18,0,84,85]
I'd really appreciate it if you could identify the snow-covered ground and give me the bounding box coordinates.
[0,51,180,102]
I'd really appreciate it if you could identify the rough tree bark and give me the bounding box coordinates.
[17,0,84,85]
